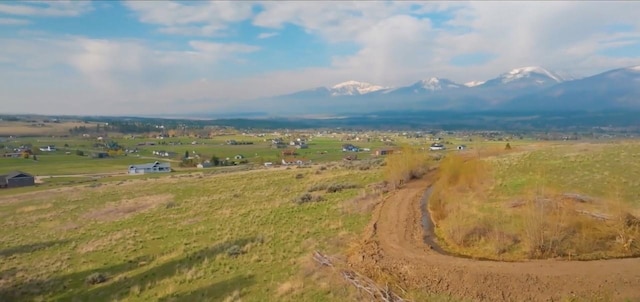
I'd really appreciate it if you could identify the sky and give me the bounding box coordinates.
[1,1,640,115]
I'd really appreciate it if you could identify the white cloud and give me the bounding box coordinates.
[257,32,279,39]
[124,1,254,36]
[4,2,640,115]
[0,33,266,114]
[0,17,30,25]
[0,1,92,17]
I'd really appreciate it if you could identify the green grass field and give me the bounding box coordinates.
[0,165,383,301]
[1,135,395,177]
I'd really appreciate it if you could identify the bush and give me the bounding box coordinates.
[326,182,358,193]
[295,173,304,179]
[226,245,243,257]
[85,272,108,285]
[383,146,431,188]
[294,193,325,204]
[75,149,84,156]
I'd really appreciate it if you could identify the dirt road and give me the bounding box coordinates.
[347,177,640,301]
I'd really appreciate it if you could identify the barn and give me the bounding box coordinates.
[0,171,35,188]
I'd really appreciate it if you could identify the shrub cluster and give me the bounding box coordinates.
[85,272,108,285]
[294,193,325,204]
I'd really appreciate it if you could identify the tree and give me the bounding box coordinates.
[32,154,38,161]
[505,143,512,150]
[211,155,220,166]
[184,150,189,159]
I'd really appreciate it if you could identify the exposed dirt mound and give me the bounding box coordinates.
[347,178,640,301]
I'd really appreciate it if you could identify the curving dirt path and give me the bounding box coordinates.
[347,177,640,301]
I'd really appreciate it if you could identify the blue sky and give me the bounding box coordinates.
[0,1,639,115]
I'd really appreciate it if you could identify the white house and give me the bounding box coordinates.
[128,161,171,174]
[39,145,56,152]
[282,158,311,166]
[429,143,445,151]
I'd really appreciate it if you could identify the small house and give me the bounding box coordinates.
[39,145,56,152]
[457,145,467,151]
[429,143,445,151]
[0,171,35,188]
[128,161,171,174]
[264,162,273,167]
[374,148,394,156]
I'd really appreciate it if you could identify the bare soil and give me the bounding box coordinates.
[347,177,640,301]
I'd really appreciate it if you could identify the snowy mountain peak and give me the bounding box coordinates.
[501,66,563,83]
[416,77,461,91]
[330,80,386,96]
[464,81,485,87]
[627,65,640,72]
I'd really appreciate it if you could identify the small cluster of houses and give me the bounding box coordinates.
[152,150,177,158]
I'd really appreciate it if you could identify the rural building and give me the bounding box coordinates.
[39,145,56,152]
[0,171,35,188]
[374,148,394,156]
[234,154,244,160]
[429,143,445,151]
[128,161,171,174]
[457,145,467,150]
[342,144,359,152]
[92,152,109,158]
[3,152,23,158]
[197,161,213,169]
[264,162,273,167]
[281,158,311,166]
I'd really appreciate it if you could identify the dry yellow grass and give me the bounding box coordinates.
[0,121,93,136]
[428,145,640,260]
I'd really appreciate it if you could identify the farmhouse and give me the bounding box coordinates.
[0,171,35,188]
[128,161,171,174]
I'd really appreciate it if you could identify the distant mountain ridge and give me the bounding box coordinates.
[252,65,640,114]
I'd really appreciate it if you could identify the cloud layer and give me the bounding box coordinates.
[1,1,639,115]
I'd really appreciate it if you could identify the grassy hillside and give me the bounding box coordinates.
[430,142,640,260]
[0,166,383,301]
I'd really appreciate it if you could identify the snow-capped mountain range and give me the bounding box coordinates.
[329,80,387,96]
[253,65,640,114]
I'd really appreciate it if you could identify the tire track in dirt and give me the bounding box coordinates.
[347,177,640,301]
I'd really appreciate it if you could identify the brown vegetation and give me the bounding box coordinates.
[383,146,431,189]
[429,153,640,260]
